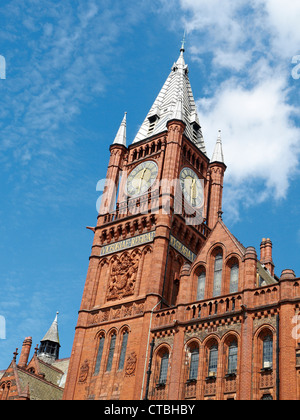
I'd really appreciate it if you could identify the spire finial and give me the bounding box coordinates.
[13,348,18,362]
[180,31,186,53]
[113,112,127,147]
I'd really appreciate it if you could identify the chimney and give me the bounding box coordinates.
[260,238,275,277]
[18,337,32,368]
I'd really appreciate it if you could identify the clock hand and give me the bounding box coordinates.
[138,168,147,193]
[190,178,197,202]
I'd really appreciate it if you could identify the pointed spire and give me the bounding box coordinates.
[38,312,60,364]
[41,312,60,345]
[211,130,225,164]
[113,112,127,147]
[132,42,206,154]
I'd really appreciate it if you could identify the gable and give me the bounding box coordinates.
[192,220,245,268]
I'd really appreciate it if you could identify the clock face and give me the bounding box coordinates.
[180,167,204,208]
[126,161,158,197]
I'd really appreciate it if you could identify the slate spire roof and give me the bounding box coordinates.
[132,45,206,154]
[41,312,60,345]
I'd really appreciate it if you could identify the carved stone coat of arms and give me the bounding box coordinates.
[107,253,139,300]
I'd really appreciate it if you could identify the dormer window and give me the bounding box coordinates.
[148,114,159,135]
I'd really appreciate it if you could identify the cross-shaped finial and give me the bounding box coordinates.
[13,348,18,362]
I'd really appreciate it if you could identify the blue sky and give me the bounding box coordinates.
[0,0,300,368]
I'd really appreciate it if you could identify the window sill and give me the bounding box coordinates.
[205,375,216,381]
[225,372,237,378]
[186,378,197,384]
[260,367,273,373]
[156,383,166,389]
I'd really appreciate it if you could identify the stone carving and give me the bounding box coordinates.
[78,360,89,383]
[107,253,139,300]
[125,352,137,377]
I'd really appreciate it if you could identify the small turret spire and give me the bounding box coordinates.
[211,130,225,164]
[38,312,60,364]
[113,112,127,147]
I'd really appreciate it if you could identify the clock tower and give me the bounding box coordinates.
[63,44,226,400]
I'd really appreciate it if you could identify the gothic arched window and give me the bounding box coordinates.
[263,334,273,369]
[213,252,223,297]
[106,333,116,372]
[189,347,199,381]
[227,341,238,374]
[261,394,273,400]
[208,345,218,376]
[197,270,206,301]
[158,351,169,385]
[118,331,129,371]
[230,264,239,294]
[94,335,105,375]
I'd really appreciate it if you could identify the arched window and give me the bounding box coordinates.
[227,341,238,374]
[94,335,105,375]
[118,331,129,371]
[230,264,239,294]
[0,382,10,401]
[261,394,273,400]
[189,347,199,381]
[197,270,206,301]
[158,351,169,385]
[208,345,218,376]
[213,252,223,297]
[106,333,116,372]
[263,334,273,369]
[0,384,5,400]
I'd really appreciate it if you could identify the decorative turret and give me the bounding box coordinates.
[97,113,128,218]
[113,112,127,147]
[38,312,60,365]
[260,238,275,277]
[207,130,227,229]
[211,130,225,164]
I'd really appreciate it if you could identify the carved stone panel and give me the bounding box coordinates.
[125,352,137,377]
[107,252,140,301]
[78,360,89,384]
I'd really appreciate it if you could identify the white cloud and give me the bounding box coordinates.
[166,0,300,217]
[198,75,300,198]
[256,0,300,58]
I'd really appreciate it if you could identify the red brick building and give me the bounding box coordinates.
[63,45,300,401]
[0,314,69,400]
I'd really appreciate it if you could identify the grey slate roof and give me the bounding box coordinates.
[41,312,60,344]
[132,47,207,154]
